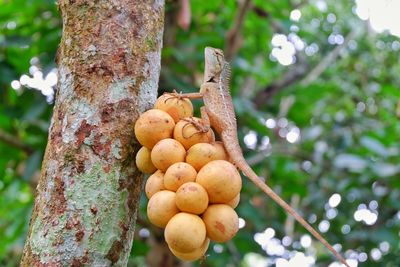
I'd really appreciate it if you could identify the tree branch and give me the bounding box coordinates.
[0,128,34,154]
[254,29,357,108]
[253,62,309,108]
[224,0,253,61]
[300,29,357,86]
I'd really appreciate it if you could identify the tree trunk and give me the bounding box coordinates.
[21,0,164,266]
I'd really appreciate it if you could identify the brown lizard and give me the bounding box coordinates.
[174,47,350,267]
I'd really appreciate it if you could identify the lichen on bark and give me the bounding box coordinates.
[21,0,165,266]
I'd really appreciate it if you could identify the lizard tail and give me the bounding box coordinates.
[224,139,350,267]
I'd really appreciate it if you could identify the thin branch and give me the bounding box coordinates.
[254,29,357,108]
[301,29,357,86]
[224,0,253,61]
[253,62,309,108]
[251,4,284,33]
[0,128,34,154]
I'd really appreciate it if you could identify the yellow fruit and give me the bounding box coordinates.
[202,204,239,242]
[176,182,209,214]
[154,93,194,123]
[173,118,215,150]
[147,190,179,228]
[135,146,157,174]
[145,170,165,199]
[196,160,242,203]
[134,109,175,149]
[165,212,206,253]
[151,138,186,172]
[164,162,197,191]
[186,142,228,171]
[227,193,240,209]
[211,141,229,161]
[169,238,210,261]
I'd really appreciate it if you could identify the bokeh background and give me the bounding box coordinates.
[1,0,399,266]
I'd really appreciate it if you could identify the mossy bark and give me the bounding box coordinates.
[21,0,164,266]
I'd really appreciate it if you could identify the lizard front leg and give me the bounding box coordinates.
[168,89,204,100]
[182,106,211,134]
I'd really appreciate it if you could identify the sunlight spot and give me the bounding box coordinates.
[318,220,330,233]
[379,241,390,253]
[279,128,288,138]
[370,248,382,261]
[11,80,21,90]
[272,34,288,47]
[369,200,378,210]
[7,21,17,30]
[326,208,338,220]
[290,9,302,22]
[282,236,292,247]
[315,0,327,12]
[333,244,342,252]
[329,193,342,208]
[239,218,246,229]
[356,102,366,112]
[286,127,300,143]
[328,259,358,267]
[355,0,400,37]
[341,224,351,234]
[305,43,319,56]
[244,130,257,150]
[301,161,312,172]
[300,235,312,248]
[308,214,317,223]
[288,252,315,267]
[358,252,368,262]
[244,253,268,267]
[213,244,224,253]
[327,13,337,23]
[265,118,276,129]
[138,228,150,238]
[353,207,378,225]
[270,34,297,66]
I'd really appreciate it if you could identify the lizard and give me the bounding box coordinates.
[173,47,350,267]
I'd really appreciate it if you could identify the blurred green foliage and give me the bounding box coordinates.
[1,0,399,266]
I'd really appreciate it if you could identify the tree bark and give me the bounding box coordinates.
[21,0,164,266]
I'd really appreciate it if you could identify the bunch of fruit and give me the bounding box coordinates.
[134,93,242,261]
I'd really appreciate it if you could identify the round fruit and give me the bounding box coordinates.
[202,204,239,242]
[147,190,179,228]
[227,193,240,209]
[169,238,210,261]
[154,93,194,123]
[211,142,229,161]
[165,213,206,253]
[164,162,197,191]
[173,118,215,149]
[176,182,209,214]
[196,160,242,203]
[145,170,165,199]
[134,109,175,149]
[186,142,228,171]
[151,139,186,172]
[135,146,157,174]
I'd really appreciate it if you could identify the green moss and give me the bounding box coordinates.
[145,37,157,51]
[30,214,68,258]
[64,152,74,162]
[29,162,130,263]
[66,163,127,254]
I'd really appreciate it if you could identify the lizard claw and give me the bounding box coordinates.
[182,118,209,133]
[163,90,185,103]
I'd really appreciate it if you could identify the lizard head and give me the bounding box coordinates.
[204,47,225,82]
